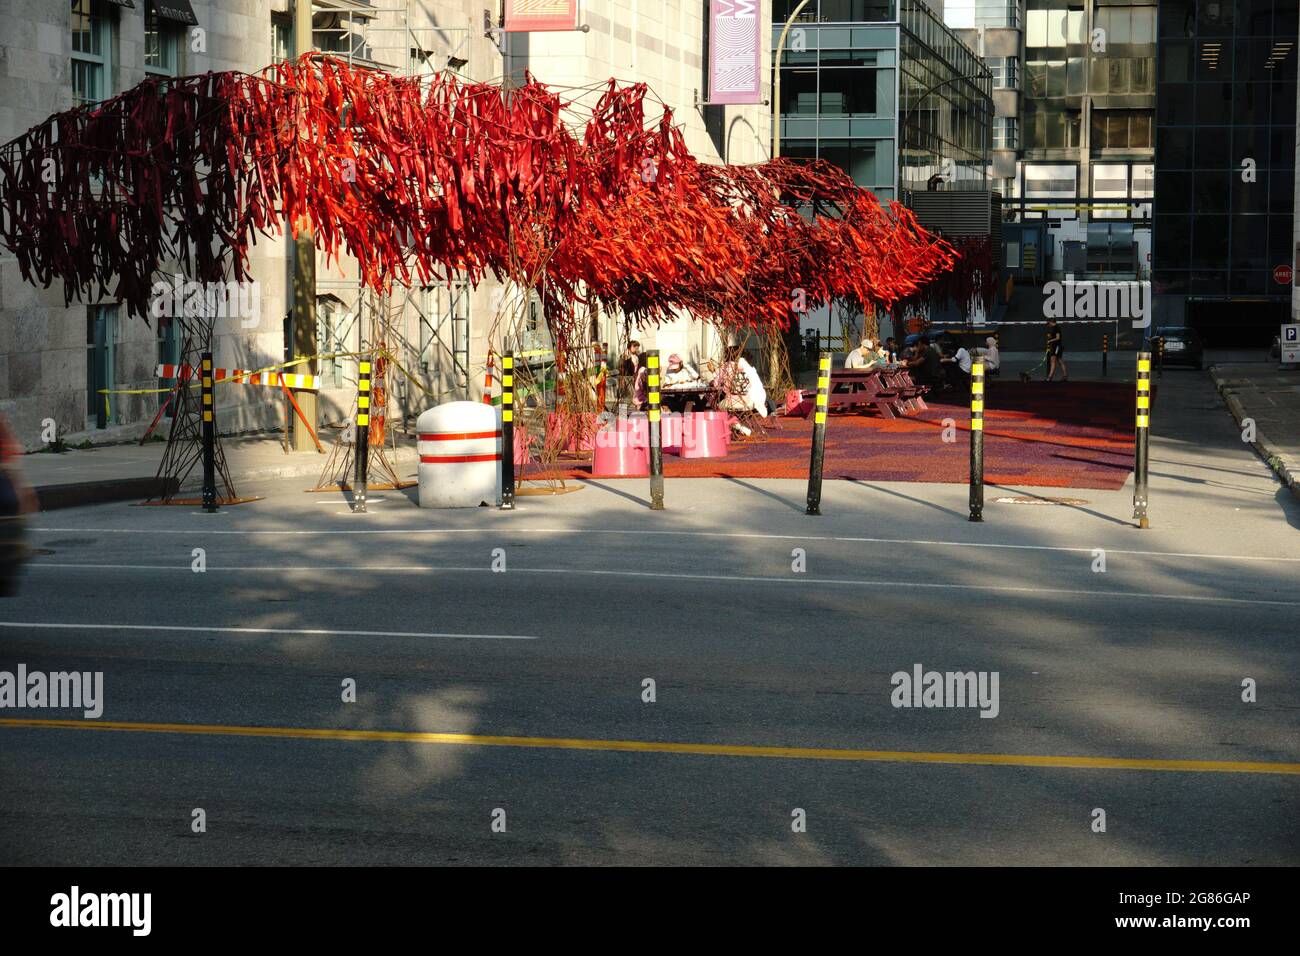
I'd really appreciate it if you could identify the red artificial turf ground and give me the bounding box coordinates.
[524,382,1138,491]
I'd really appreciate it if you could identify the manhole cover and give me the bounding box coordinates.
[993,496,1090,506]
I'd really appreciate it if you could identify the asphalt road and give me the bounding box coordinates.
[2,369,1297,865]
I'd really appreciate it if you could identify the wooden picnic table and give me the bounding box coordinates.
[659,383,720,412]
[826,366,928,419]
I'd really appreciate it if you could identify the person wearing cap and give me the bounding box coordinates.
[662,352,700,386]
[844,336,886,370]
[972,336,1000,372]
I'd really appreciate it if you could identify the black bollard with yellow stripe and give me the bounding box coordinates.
[501,353,515,510]
[647,350,664,510]
[201,353,218,513]
[1133,350,1151,529]
[805,353,830,516]
[1102,333,1108,377]
[353,358,370,513]
[969,358,985,522]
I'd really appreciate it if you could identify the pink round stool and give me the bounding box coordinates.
[681,413,728,458]
[591,431,648,476]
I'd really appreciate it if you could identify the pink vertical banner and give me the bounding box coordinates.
[709,0,763,105]
[504,0,579,32]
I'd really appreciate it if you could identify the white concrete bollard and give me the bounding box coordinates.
[416,401,501,508]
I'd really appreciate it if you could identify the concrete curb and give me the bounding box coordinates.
[1209,367,1300,502]
[36,477,180,511]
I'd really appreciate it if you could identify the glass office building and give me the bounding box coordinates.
[1153,0,1298,342]
[773,0,992,200]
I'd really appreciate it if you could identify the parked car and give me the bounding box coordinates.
[1148,326,1204,370]
[0,415,33,596]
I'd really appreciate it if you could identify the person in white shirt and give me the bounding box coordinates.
[714,347,769,422]
[663,353,700,386]
[943,345,973,390]
[844,337,885,370]
[955,346,972,375]
[973,336,1000,372]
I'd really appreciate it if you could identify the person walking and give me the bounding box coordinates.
[1045,320,1068,382]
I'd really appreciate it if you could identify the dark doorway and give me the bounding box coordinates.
[1185,297,1288,347]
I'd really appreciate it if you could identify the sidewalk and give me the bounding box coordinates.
[22,431,419,509]
[1210,362,1300,500]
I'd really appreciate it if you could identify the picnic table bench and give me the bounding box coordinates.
[826,367,928,419]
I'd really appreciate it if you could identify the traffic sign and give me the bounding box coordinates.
[1282,324,1300,365]
[1274,264,1292,285]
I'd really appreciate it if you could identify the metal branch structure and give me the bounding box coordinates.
[0,54,960,494]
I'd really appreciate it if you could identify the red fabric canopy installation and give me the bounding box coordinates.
[0,55,956,343]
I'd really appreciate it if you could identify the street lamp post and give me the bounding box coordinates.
[772,0,813,160]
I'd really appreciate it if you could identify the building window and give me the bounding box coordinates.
[946,1,1021,30]
[994,117,1018,149]
[71,0,113,106]
[144,1,182,76]
[86,304,119,430]
[418,282,470,374]
[157,319,182,419]
[988,56,1019,90]
[1091,110,1154,150]
[316,297,355,389]
[271,14,291,64]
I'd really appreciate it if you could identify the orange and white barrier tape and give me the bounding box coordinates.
[155,364,320,390]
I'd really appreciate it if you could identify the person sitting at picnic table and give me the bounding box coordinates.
[884,337,900,363]
[632,364,650,409]
[943,344,973,389]
[844,337,886,370]
[903,335,944,388]
[713,346,768,433]
[662,353,700,386]
[972,336,999,372]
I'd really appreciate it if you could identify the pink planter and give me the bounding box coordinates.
[681,413,728,458]
[591,432,648,476]
[694,409,732,444]
[657,412,683,452]
[514,426,532,464]
[546,412,597,452]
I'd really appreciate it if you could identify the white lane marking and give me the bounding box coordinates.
[29,526,1300,565]
[0,621,537,640]
[23,563,1300,609]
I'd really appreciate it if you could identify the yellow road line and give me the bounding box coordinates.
[3,719,1298,775]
